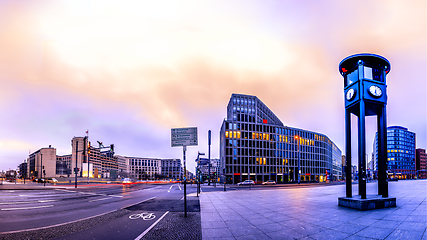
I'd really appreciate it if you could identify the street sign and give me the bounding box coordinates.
[171,127,198,147]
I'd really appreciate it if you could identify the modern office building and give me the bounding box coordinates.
[373,126,416,179]
[160,159,182,180]
[416,148,426,179]
[220,93,342,184]
[127,157,161,180]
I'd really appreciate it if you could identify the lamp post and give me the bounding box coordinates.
[294,135,300,184]
[208,130,211,186]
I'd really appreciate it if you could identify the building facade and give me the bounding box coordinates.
[160,159,182,180]
[127,157,161,180]
[27,146,57,179]
[373,126,416,179]
[416,148,426,179]
[220,93,342,184]
[198,158,222,182]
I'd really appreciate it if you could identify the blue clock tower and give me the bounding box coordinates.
[338,53,396,210]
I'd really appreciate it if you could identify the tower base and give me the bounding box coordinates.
[338,195,396,211]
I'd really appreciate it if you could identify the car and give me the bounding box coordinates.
[388,177,398,181]
[237,180,255,186]
[262,180,276,185]
[122,178,132,184]
[37,178,45,183]
[46,178,58,183]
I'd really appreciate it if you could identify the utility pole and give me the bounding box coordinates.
[75,140,78,188]
[208,130,211,185]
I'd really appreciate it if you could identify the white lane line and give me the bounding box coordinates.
[1,205,54,211]
[89,197,113,202]
[178,184,182,191]
[55,189,78,193]
[134,211,169,240]
[168,185,174,192]
[80,192,105,196]
[0,200,57,205]
[108,195,123,198]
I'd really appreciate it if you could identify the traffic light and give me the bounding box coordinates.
[88,142,91,154]
[110,144,114,153]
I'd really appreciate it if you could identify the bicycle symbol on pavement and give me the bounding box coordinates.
[129,212,156,220]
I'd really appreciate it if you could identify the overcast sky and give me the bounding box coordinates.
[0,0,425,173]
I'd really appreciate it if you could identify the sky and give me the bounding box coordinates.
[0,0,425,173]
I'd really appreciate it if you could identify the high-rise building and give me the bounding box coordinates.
[220,93,342,184]
[373,126,416,179]
[416,148,426,179]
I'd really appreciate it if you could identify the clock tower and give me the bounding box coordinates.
[338,53,396,210]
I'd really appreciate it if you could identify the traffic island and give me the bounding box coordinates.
[338,195,396,211]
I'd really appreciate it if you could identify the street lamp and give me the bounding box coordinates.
[294,135,300,184]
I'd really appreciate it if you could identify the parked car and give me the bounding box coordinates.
[237,180,255,186]
[262,180,276,185]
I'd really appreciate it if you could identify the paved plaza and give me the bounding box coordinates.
[200,180,427,240]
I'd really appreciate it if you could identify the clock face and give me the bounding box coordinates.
[346,88,356,101]
[368,85,382,97]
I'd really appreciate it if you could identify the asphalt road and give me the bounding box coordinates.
[0,183,195,235]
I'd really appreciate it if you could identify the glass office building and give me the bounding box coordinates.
[373,126,416,179]
[220,93,342,184]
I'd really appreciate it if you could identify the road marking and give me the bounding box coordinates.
[108,195,123,198]
[178,184,182,190]
[55,189,78,193]
[81,192,105,196]
[89,197,112,202]
[0,197,157,235]
[134,211,169,240]
[129,212,156,220]
[39,200,56,203]
[0,200,56,205]
[1,205,54,211]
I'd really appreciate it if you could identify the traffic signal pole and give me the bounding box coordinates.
[183,146,187,218]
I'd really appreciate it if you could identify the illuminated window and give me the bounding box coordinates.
[233,131,236,138]
[263,158,266,165]
[225,131,229,138]
[237,131,241,138]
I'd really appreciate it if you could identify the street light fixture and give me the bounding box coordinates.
[294,135,300,184]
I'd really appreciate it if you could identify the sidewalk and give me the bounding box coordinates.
[200,180,427,240]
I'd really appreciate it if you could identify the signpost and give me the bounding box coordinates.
[171,127,198,218]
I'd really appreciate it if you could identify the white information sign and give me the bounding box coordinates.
[171,127,198,147]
